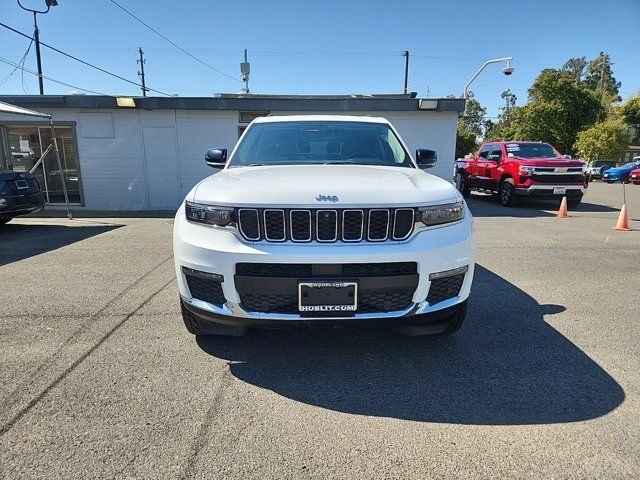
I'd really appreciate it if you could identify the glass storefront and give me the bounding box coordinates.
[0,124,82,204]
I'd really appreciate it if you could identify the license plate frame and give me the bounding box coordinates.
[298,281,358,312]
[553,187,567,195]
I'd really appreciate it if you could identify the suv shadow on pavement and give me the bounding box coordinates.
[196,265,624,425]
[466,193,619,218]
[0,222,122,266]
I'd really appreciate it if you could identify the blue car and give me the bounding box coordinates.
[602,158,640,183]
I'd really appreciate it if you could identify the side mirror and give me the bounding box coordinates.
[205,148,227,168]
[416,149,437,169]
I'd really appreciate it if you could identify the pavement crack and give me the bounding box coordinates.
[0,255,174,411]
[0,276,175,437]
[179,367,233,479]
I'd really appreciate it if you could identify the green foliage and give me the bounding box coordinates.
[505,69,603,153]
[459,92,486,136]
[583,52,621,101]
[561,57,587,83]
[574,120,630,160]
[456,126,477,158]
[560,53,621,101]
[617,92,640,142]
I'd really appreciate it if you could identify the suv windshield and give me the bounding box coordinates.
[505,143,559,158]
[228,121,413,168]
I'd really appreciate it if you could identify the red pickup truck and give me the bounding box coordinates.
[454,141,587,207]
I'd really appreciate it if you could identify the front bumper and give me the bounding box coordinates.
[515,184,585,197]
[602,173,622,181]
[0,192,45,216]
[173,204,475,322]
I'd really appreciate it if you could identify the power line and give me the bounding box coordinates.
[0,36,33,85]
[108,0,241,82]
[0,56,108,95]
[0,22,173,96]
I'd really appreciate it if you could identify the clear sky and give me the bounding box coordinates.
[1,0,639,119]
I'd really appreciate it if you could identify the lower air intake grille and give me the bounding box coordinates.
[184,269,226,307]
[426,273,465,305]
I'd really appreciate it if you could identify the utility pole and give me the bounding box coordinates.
[240,49,250,94]
[17,1,58,95]
[402,50,409,94]
[599,53,608,121]
[137,47,148,97]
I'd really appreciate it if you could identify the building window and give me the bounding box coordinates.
[238,111,269,124]
[0,124,82,204]
[238,126,247,139]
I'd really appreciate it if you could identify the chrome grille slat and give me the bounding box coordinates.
[367,209,390,242]
[237,207,414,243]
[392,208,415,240]
[263,209,286,241]
[237,209,261,241]
[342,209,364,242]
[316,209,338,242]
[290,209,312,242]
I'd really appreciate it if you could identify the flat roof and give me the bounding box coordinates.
[252,115,391,124]
[0,94,465,113]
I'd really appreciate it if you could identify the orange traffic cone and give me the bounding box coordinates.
[614,204,631,231]
[557,196,568,218]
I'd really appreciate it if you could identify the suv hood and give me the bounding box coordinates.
[512,157,585,167]
[192,165,459,207]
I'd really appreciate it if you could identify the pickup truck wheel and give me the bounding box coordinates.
[180,300,247,337]
[567,194,583,209]
[455,172,471,197]
[499,178,517,206]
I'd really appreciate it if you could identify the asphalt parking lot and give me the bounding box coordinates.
[1,182,639,479]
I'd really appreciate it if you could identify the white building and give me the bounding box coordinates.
[0,94,464,211]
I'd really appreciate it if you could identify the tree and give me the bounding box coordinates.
[483,90,518,141]
[506,69,603,153]
[617,92,640,142]
[574,120,630,160]
[459,92,486,136]
[456,127,477,158]
[561,57,587,84]
[452,91,487,158]
[583,52,621,101]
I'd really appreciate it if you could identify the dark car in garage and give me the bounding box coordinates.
[0,170,45,224]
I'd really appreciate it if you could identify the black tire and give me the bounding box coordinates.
[442,301,468,335]
[606,181,615,184]
[567,194,583,209]
[455,172,471,197]
[499,178,518,207]
[397,301,468,336]
[0,216,11,225]
[180,299,247,337]
[633,182,640,185]
[181,300,207,335]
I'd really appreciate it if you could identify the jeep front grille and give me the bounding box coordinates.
[235,208,415,243]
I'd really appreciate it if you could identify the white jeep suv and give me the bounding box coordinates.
[173,115,475,336]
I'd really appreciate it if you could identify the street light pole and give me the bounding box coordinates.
[462,56,514,100]
[17,0,58,95]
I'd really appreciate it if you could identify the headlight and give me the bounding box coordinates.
[519,165,536,176]
[418,200,464,226]
[185,201,234,226]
